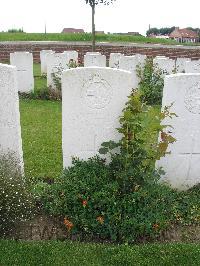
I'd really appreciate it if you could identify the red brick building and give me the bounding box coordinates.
[62,28,85,34]
[170,27,199,43]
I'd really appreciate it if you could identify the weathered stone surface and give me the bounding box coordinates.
[176,57,191,73]
[153,56,175,74]
[40,50,54,75]
[185,60,200,73]
[84,53,106,67]
[135,53,147,65]
[109,53,123,68]
[119,55,141,90]
[10,52,34,93]
[62,50,78,63]
[46,53,69,88]
[0,63,24,172]
[62,67,133,168]
[156,73,200,190]
[14,215,67,240]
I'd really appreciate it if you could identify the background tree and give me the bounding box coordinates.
[85,0,116,51]
[146,27,175,37]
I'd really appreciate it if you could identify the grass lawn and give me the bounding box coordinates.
[0,32,179,45]
[20,99,62,180]
[33,63,47,93]
[20,64,62,180]
[0,241,199,266]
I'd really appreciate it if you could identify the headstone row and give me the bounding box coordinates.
[1,58,200,190]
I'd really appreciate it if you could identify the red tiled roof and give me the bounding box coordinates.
[170,28,198,38]
[62,28,84,33]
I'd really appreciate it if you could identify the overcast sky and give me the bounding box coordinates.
[1,0,200,35]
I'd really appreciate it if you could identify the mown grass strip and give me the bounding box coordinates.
[0,241,199,266]
[20,99,62,180]
[0,32,178,45]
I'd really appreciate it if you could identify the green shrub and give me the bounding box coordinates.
[38,91,190,242]
[39,157,199,243]
[19,87,61,101]
[99,91,176,190]
[0,154,34,237]
[137,57,164,105]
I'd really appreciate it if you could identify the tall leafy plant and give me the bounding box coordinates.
[136,57,164,105]
[100,90,176,192]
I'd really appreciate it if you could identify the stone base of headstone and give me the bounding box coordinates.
[12,215,68,240]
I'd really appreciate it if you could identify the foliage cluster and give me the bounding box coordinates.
[0,154,34,237]
[35,92,199,243]
[137,57,165,105]
[51,60,79,93]
[39,161,199,243]
[19,87,61,101]
[146,27,176,36]
[7,28,24,33]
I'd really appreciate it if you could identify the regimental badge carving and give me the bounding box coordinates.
[82,74,112,109]
[184,82,200,114]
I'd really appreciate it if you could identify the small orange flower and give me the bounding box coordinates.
[82,200,88,207]
[96,216,104,224]
[63,218,74,231]
[152,223,159,230]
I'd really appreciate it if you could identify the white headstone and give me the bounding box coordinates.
[40,50,54,75]
[153,57,175,75]
[185,60,200,73]
[156,73,200,190]
[0,64,24,172]
[176,57,191,73]
[109,53,123,68]
[135,54,147,65]
[84,53,106,67]
[62,50,79,64]
[119,55,140,89]
[62,67,133,168]
[10,52,34,93]
[46,53,69,88]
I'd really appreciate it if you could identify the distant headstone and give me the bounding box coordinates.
[135,54,147,65]
[10,52,34,93]
[109,53,123,68]
[0,63,24,172]
[46,53,69,88]
[185,60,200,73]
[62,67,133,167]
[84,53,106,67]
[119,55,141,89]
[62,50,79,64]
[153,56,175,74]
[176,57,191,73]
[40,50,54,75]
[156,73,200,190]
